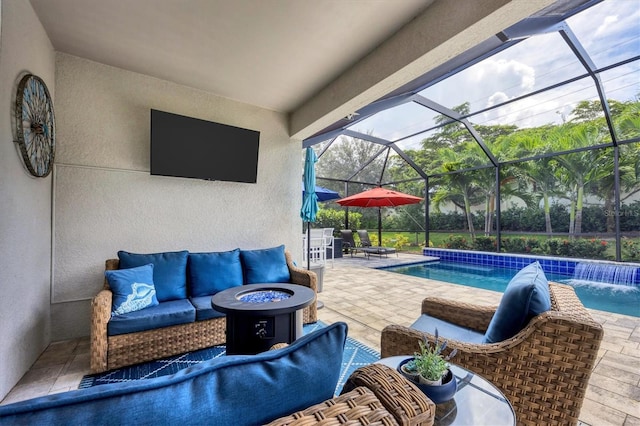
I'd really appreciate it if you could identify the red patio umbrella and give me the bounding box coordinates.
[336,187,423,244]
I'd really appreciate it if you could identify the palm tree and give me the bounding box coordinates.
[493,128,558,233]
[549,124,605,235]
[432,145,490,238]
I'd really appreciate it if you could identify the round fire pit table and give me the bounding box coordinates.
[212,283,315,355]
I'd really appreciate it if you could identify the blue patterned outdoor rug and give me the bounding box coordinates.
[79,321,380,395]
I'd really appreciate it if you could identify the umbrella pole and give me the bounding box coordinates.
[378,207,382,247]
[307,223,311,270]
[306,222,324,309]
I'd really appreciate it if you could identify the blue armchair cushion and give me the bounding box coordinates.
[240,245,291,284]
[188,249,243,297]
[107,299,196,336]
[0,322,348,426]
[483,261,551,343]
[118,250,189,302]
[189,296,226,321]
[411,314,485,344]
[105,263,159,316]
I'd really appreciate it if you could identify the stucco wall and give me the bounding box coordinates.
[0,0,55,401]
[51,53,302,339]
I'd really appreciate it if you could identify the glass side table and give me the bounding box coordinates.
[377,356,516,426]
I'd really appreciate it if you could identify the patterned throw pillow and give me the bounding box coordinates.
[105,263,159,316]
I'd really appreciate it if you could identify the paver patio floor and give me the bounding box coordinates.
[317,253,640,426]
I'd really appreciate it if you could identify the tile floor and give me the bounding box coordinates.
[2,252,639,425]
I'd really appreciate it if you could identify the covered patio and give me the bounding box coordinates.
[3,253,638,425]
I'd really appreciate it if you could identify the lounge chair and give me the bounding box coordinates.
[339,230,362,257]
[356,230,397,258]
[380,276,603,426]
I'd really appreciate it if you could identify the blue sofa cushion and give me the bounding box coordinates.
[483,261,551,343]
[0,322,348,426]
[188,249,243,297]
[240,245,291,284]
[107,299,196,336]
[411,314,485,344]
[105,263,159,316]
[118,250,189,302]
[189,296,226,321]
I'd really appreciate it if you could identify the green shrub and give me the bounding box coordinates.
[429,212,467,231]
[545,238,608,259]
[501,237,540,253]
[572,239,609,259]
[387,234,410,250]
[546,238,562,256]
[473,236,496,251]
[315,208,361,234]
[441,235,471,250]
[622,238,640,261]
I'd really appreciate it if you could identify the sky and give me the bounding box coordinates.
[346,0,640,151]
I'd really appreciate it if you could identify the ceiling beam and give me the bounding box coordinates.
[289,0,558,140]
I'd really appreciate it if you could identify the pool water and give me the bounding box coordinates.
[384,261,640,317]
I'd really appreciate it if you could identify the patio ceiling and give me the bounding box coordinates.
[29,0,433,113]
[30,0,579,139]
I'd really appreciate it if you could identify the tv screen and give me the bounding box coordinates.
[150,109,260,183]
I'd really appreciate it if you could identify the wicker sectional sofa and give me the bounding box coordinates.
[90,246,317,373]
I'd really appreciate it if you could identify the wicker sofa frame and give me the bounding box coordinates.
[381,282,603,426]
[90,250,317,373]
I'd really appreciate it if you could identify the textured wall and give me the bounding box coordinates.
[52,53,302,339]
[0,0,55,401]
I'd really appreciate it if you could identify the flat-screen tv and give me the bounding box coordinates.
[150,109,260,183]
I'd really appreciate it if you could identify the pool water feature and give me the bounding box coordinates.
[384,261,640,317]
[574,262,638,286]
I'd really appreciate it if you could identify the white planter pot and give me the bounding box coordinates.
[419,375,442,386]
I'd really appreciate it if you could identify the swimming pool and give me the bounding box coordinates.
[383,261,640,317]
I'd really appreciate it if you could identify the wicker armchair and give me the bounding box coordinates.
[381,282,603,426]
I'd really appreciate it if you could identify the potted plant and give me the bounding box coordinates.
[398,329,458,403]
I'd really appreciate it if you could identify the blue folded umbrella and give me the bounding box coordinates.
[302,183,340,202]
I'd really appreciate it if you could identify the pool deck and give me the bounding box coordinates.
[318,252,640,426]
[2,252,639,425]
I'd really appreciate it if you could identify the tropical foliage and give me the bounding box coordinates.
[313,98,640,261]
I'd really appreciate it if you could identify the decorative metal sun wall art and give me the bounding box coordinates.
[15,74,56,177]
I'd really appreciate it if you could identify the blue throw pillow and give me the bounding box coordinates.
[188,249,243,297]
[118,250,189,302]
[240,245,291,284]
[483,261,551,343]
[105,264,159,316]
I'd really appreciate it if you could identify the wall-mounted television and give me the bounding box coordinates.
[150,109,260,183]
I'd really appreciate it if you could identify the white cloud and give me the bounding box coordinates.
[486,92,509,107]
[595,15,619,38]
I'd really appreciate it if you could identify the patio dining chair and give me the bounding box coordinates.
[322,228,335,267]
[302,229,326,265]
[380,278,603,426]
